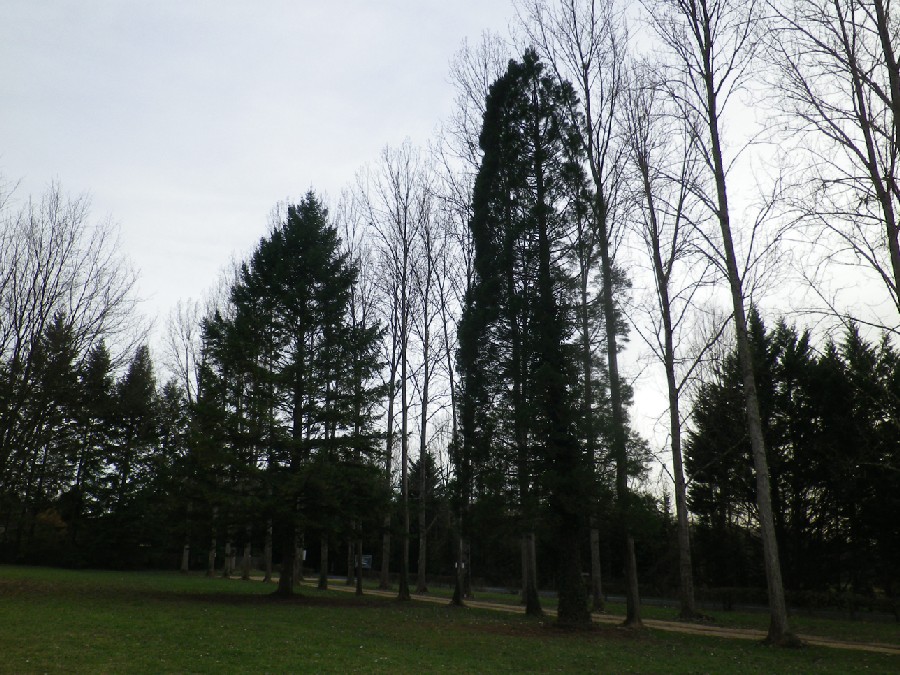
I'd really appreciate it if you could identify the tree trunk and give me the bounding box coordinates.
[318,534,329,590]
[180,540,190,573]
[451,528,466,606]
[379,523,392,590]
[416,506,428,593]
[207,540,216,577]
[379,372,396,591]
[704,75,794,643]
[241,527,251,581]
[355,538,364,596]
[597,197,642,628]
[639,157,699,620]
[294,529,304,582]
[346,533,355,586]
[276,520,295,596]
[206,509,217,578]
[590,522,604,612]
[522,531,542,616]
[398,295,411,601]
[263,519,273,583]
[222,540,233,578]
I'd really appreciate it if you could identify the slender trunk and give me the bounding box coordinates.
[276,520,295,596]
[462,538,472,598]
[355,538,364,596]
[379,367,396,591]
[206,507,217,577]
[416,356,430,594]
[294,529,304,582]
[222,539,233,578]
[451,526,466,606]
[580,255,605,614]
[640,158,698,619]
[263,520,273,583]
[669,366,697,618]
[416,506,428,593]
[704,61,792,643]
[398,279,411,601]
[590,522,604,612]
[206,539,216,577]
[346,533,355,586]
[596,195,642,627]
[318,534,329,590]
[180,500,192,573]
[241,525,251,580]
[379,524,392,590]
[521,532,542,616]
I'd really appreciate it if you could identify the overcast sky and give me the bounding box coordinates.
[1,0,515,333]
[6,2,894,480]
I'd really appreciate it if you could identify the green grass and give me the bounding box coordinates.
[0,566,897,673]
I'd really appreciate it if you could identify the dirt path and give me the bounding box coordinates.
[302,582,900,656]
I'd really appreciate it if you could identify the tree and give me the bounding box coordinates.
[769,0,900,321]
[358,142,433,601]
[410,190,445,594]
[196,192,385,597]
[0,182,139,559]
[644,0,798,644]
[517,0,644,624]
[64,340,115,553]
[686,314,900,598]
[438,32,511,606]
[623,65,725,618]
[460,49,592,626]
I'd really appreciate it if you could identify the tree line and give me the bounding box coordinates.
[1,0,897,645]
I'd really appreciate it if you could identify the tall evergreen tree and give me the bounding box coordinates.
[196,193,385,596]
[458,49,591,626]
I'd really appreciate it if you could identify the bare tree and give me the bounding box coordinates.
[768,0,900,322]
[163,299,203,406]
[358,140,432,601]
[409,179,446,594]
[334,190,375,594]
[643,0,799,644]
[623,66,727,619]
[0,182,140,518]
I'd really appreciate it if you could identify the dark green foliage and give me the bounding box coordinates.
[686,313,900,597]
[194,192,386,591]
[456,49,591,625]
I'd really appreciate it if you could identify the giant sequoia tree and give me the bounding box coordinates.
[458,49,591,626]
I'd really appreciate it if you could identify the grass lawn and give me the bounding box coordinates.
[0,566,897,673]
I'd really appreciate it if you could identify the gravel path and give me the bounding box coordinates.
[303,582,900,656]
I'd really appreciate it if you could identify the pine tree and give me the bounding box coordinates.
[195,192,385,596]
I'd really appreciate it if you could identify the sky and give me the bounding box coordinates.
[1,0,515,337]
[3,0,688,487]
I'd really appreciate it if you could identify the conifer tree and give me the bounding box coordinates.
[459,49,591,626]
